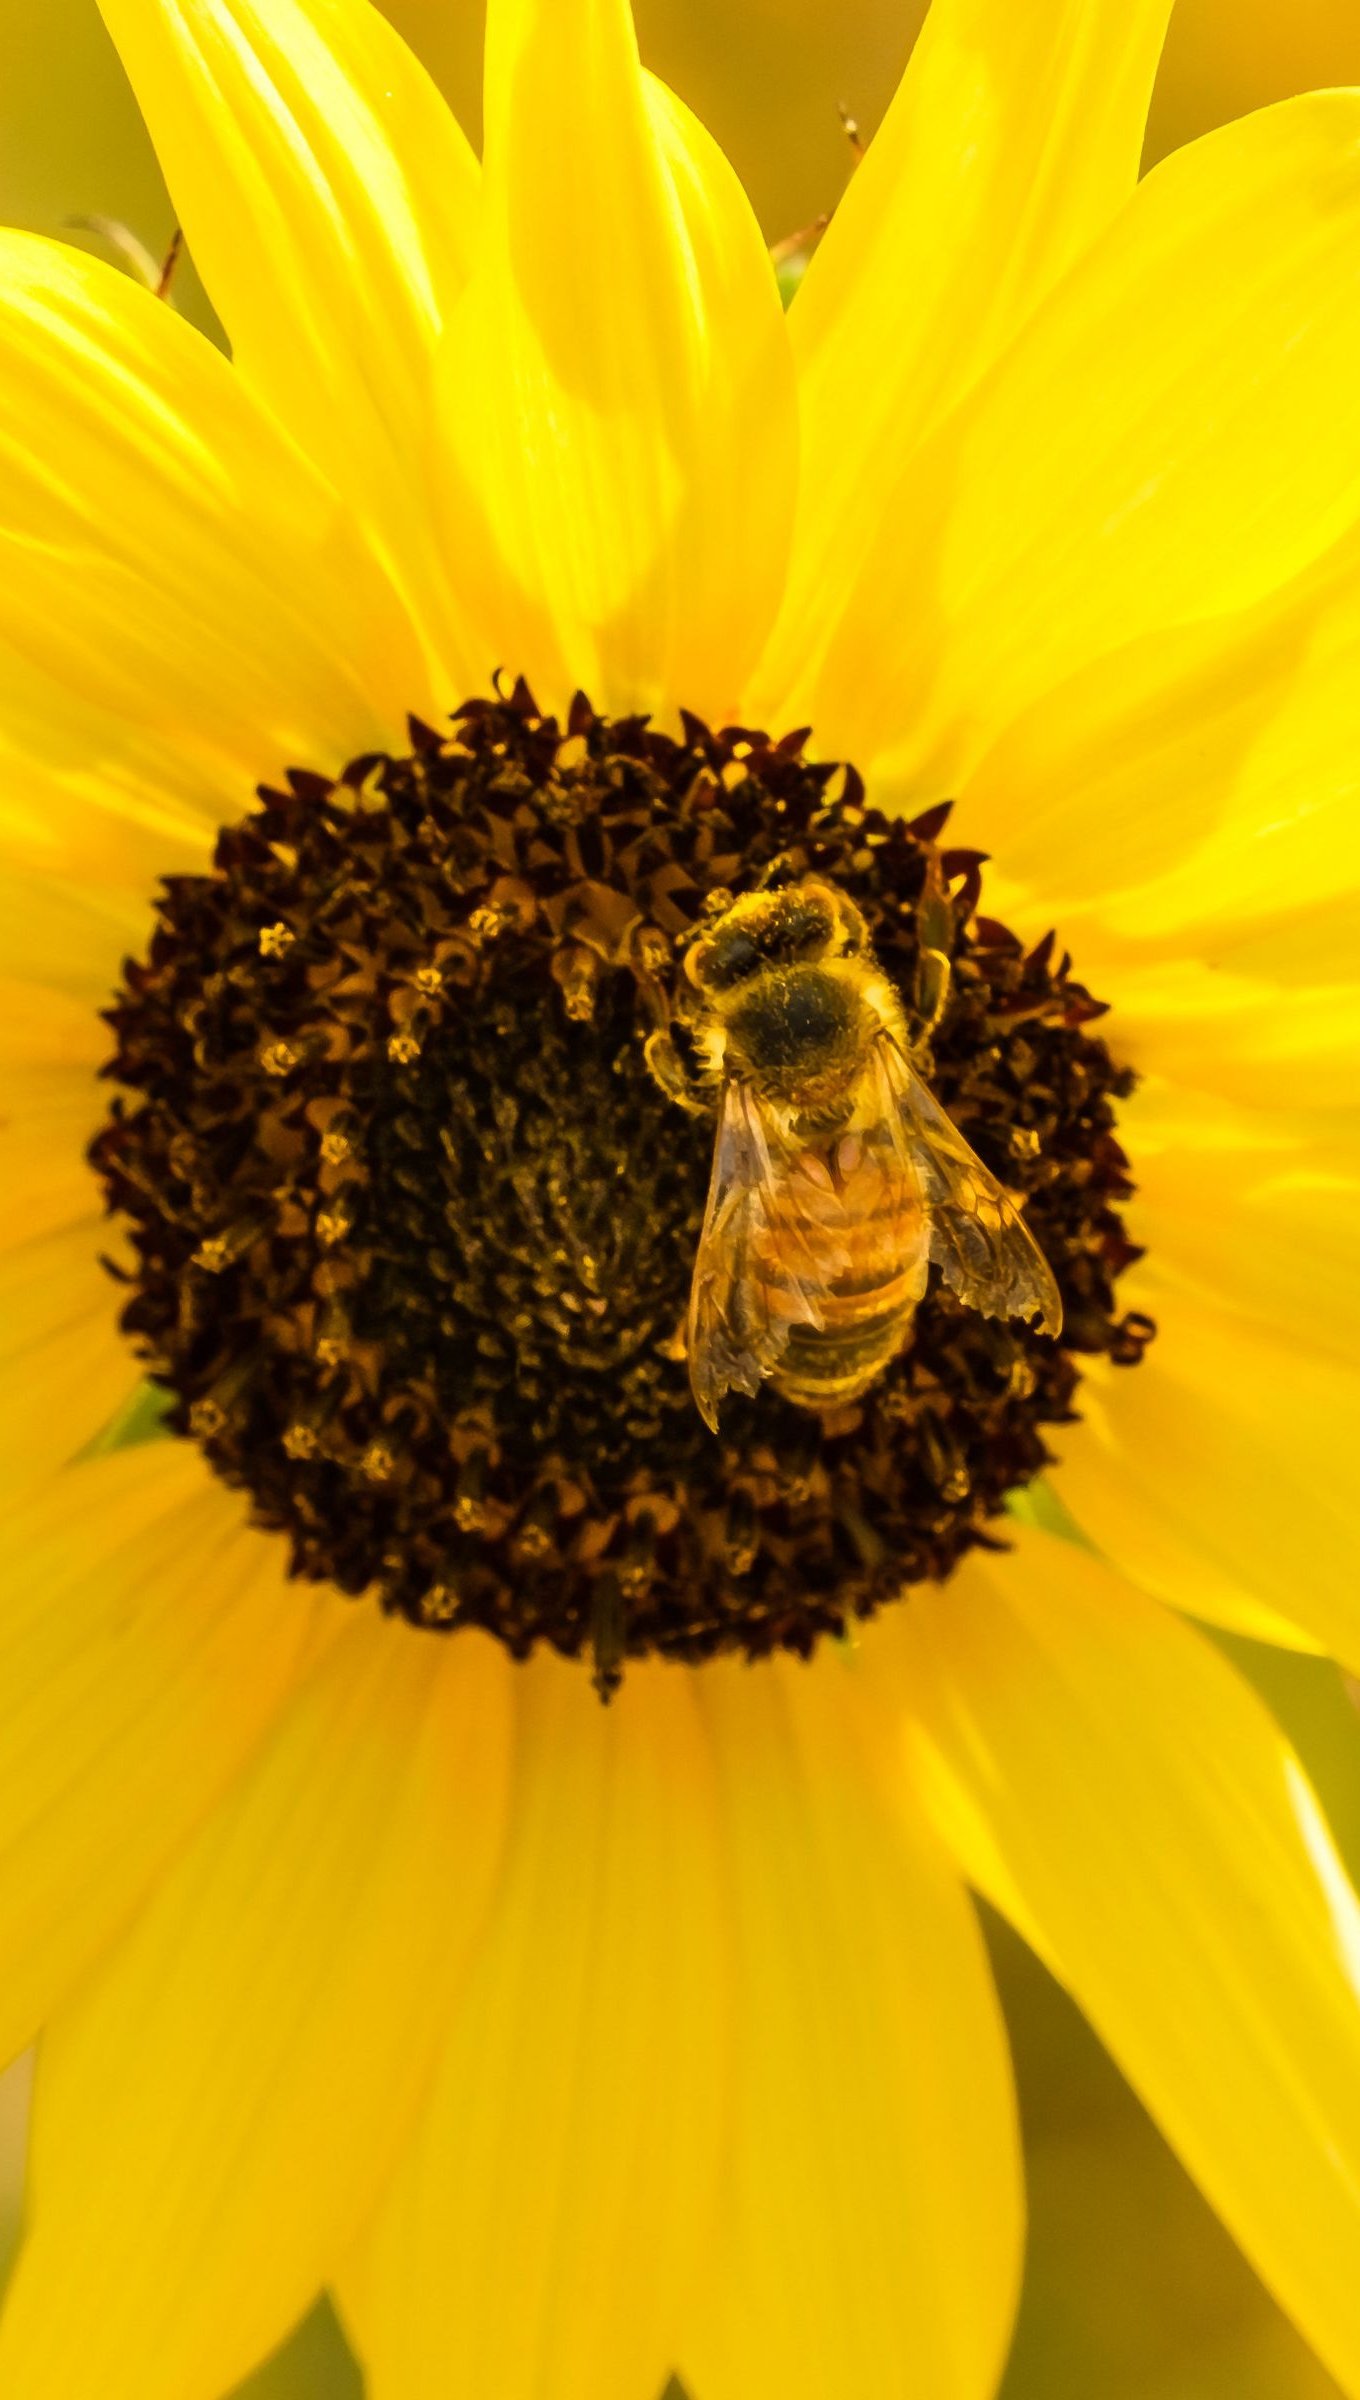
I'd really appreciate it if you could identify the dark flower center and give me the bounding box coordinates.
[90,685,1151,1691]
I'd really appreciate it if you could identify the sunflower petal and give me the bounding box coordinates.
[0,1229,132,1492]
[0,967,142,1488]
[433,0,796,720]
[0,865,153,1003]
[0,230,430,812]
[757,0,1172,722]
[1095,961,1360,1110]
[0,1615,511,2400]
[958,522,1360,954]
[96,0,479,660]
[0,708,215,890]
[904,1532,1360,2399]
[336,1656,725,2400]
[0,1449,328,2071]
[1055,1283,1360,1673]
[0,1117,104,1256]
[679,1653,1021,2400]
[790,93,1360,789]
[1120,1082,1360,1369]
[0,974,106,1255]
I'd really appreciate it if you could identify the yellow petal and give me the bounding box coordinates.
[0,986,153,1500]
[337,1655,725,2400]
[961,520,1360,956]
[0,1119,100,1254]
[0,703,214,886]
[0,980,105,1255]
[1203,889,1360,990]
[0,604,229,880]
[756,0,1173,725]
[0,865,153,1003]
[1122,1081,1360,1369]
[679,1651,1021,2400]
[0,230,430,811]
[95,0,482,681]
[794,94,1360,789]
[434,0,796,721]
[0,1448,328,2071]
[0,1615,511,2400]
[903,1532,1360,2400]
[1101,960,1360,1109]
[0,975,106,1078]
[1055,1281,1360,1671]
[0,1228,132,1492]
[0,721,220,1255]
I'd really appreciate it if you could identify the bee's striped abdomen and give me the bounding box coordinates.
[766,1135,929,1410]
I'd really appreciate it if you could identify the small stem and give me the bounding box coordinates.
[155,226,185,302]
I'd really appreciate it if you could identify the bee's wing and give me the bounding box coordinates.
[869,1038,1063,1335]
[687,1080,851,1432]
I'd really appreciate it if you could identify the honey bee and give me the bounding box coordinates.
[658,873,1061,1430]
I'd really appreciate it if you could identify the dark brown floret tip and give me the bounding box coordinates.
[90,683,1151,1687]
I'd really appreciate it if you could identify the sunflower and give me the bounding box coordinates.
[2,0,1360,2394]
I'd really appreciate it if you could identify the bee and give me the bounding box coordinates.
[655,873,1061,1431]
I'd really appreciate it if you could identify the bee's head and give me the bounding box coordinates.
[685,877,866,1000]
[686,878,880,1110]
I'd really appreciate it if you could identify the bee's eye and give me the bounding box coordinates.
[691,888,843,990]
[695,929,763,992]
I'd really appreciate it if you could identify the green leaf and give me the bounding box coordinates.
[1006,1474,1095,1552]
[74,1379,176,1461]
[775,249,813,309]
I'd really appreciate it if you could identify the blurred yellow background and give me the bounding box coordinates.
[3,1,1360,2394]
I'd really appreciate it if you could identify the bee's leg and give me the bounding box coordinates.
[915,945,952,1039]
[644,1026,709,1116]
[913,855,955,1043]
[628,920,712,1115]
[753,851,806,893]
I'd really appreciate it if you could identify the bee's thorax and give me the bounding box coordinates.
[715,960,891,1111]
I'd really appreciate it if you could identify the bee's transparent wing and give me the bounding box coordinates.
[870,1039,1062,1335]
[686,1081,851,1432]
